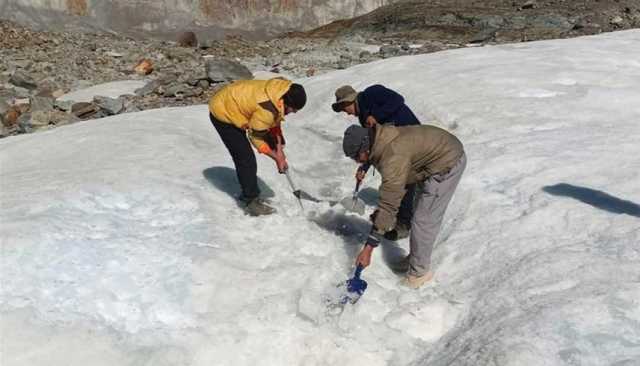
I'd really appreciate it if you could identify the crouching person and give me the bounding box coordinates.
[342,124,466,288]
[209,78,306,216]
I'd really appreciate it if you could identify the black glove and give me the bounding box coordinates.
[366,230,383,247]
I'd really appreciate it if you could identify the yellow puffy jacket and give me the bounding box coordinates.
[209,78,292,153]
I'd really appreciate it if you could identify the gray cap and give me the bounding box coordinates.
[332,85,357,112]
[343,125,370,159]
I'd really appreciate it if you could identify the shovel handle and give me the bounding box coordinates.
[354,264,364,279]
[352,180,362,200]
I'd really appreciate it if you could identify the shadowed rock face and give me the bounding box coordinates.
[0,0,400,39]
[299,0,640,44]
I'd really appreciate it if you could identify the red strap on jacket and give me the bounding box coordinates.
[269,126,283,141]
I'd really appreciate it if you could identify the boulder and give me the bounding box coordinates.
[94,96,124,115]
[54,99,74,112]
[30,96,55,112]
[177,31,198,47]
[9,70,37,90]
[2,107,21,128]
[134,59,154,75]
[204,57,253,83]
[71,102,99,119]
[135,80,161,96]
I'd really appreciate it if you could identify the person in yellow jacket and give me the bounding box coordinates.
[209,78,306,216]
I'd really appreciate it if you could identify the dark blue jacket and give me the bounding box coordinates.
[357,84,420,127]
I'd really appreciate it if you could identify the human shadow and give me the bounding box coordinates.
[202,166,275,200]
[309,210,408,272]
[543,183,640,218]
[358,187,379,206]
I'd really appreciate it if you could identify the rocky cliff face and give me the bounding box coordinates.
[0,0,398,39]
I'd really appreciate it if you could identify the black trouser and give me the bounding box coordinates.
[397,183,416,226]
[210,113,260,200]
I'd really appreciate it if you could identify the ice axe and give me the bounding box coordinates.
[284,168,304,211]
[338,179,365,215]
[283,170,365,215]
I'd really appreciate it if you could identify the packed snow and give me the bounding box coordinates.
[57,80,147,103]
[2,31,639,366]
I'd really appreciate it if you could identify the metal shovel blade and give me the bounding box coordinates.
[338,195,366,215]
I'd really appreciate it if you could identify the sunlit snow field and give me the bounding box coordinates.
[2,31,640,366]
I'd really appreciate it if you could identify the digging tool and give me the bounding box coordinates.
[341,264,368,304]
[338,180,365,215]
[282,170,365,215]
[324,265,368,313]
[284,168,304,211]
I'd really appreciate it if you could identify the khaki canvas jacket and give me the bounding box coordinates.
[369,124,464,234]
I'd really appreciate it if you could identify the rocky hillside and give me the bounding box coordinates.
[300,0,640,44]
[3,0,640,139]
[0,0,399,39]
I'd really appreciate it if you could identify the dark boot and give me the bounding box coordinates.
[395,222,411,239]
[245,197,276,216]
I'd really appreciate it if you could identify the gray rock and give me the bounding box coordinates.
[472,15,506,29]
[10,86,32,98]
[470,28,497,44]
[30,96,55,112]
[197,79,210,90]
[30,111,54,127]
[198,39,216,49]
[55,113,80,126]
[163,83,189,97]
[359,50,372,59]
[9,70,38,90]
[94,96,124,115]
[54,99,74,112]
[610,16,624,26]
[135,80,161,96]
[205,58,253,83]
[17,112,33,133]
[9,59,32,70]
[379,45,400,58]
[177,31,198,47]
[71,102,99,119]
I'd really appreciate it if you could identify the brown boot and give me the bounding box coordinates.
[245,198,276,216]
[403,271,434,289]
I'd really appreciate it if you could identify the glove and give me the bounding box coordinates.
[369,209,379,224]
[365,230,383,248]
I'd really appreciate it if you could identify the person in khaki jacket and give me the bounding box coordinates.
[209,78,306,216]
[342,124,466,288]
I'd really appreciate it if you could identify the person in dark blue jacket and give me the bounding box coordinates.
[332,84,421,240]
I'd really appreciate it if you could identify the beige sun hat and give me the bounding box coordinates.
[331,85,357,112]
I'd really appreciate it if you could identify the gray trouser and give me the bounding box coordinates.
[409,153,467,276]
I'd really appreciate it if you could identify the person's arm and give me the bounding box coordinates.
[355,156,410,268]
[372,156,410,233]
[355,162,371,182]
[248,109,288,173]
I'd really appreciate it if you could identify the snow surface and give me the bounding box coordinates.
[2,31,640,366]
[57,80,147,103]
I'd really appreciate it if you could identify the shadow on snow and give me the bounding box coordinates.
[543,183,640,218]
[202,166,275,200]
[309,210,408,271]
